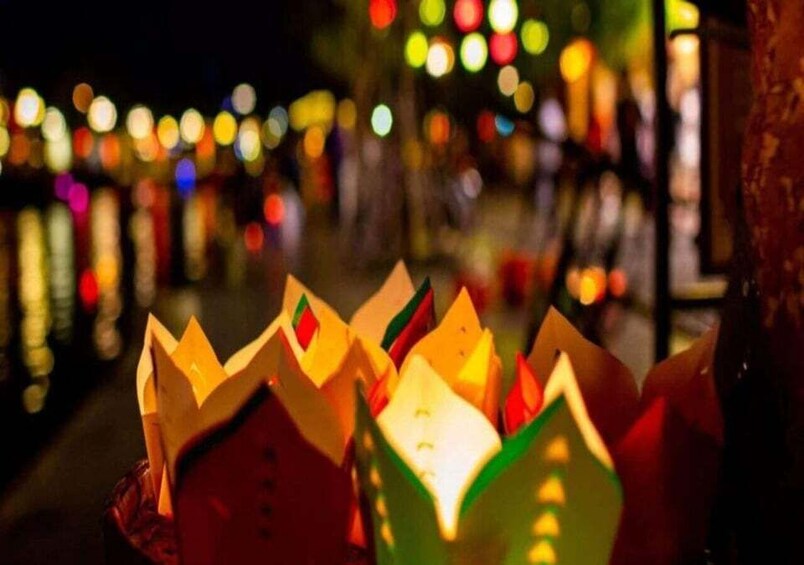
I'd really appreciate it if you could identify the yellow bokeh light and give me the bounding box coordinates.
[14,88,45,128]
[497,65,519,96]
[337,99,357,130]
[126,105,154,140]
[514,81,535,113]
[405,31,429,69]
[157,116,180,150]
[41,107,67,142]
[72,83,94,114]
[213,111,237,146]
[88,96,118,133]
[419,0,446,27]
[560,39,594,83]
[0,127,10,157]
[426,40,455,78]
[0,98,9,126]
[180,108,205,144]
[460,33,488,73]
[134,134,159,162]
[237,117,262,162]
[521,19,549,55]
[488,0,518,34]
[303,125,326,159]
[232,83,256,115]
[44,136,73,173]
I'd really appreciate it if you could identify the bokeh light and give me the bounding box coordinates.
[180,108,205,144]
[14,88,45,128]
[495,114,515,137]
[560,38,594,83]
[477,110,496,142]
[268,106,289,137]
[539,98,568,141]
[213,111,237,146]
[72,83,94,114]
[41,107,67,142]
[419,0,446,27]
[237,117,262,161]
[244,222,264,253]
[497,65,520,96]
[490,32,518,65]
[232,83,257,115]
[264,194,285,226]
[157,115,180,149]
[0,127,10,157]
[87,96,117,133]
[453,0,483,33]
[303,125,326,159]
[514,81,535,113]
[371,104,393,137]
[488,0,518,34]
[337,99,357,130]
[44,136,72,172]
[369,0,397,30]
[521,19,549,55]
[175,158,196,198]
[126,105,154,140]
[425,110,450,145]
[405,31,429,68]
[460,33,488,73]
[426,39,455,78]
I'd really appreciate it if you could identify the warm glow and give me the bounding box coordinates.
[528,540,557,564]
[14,88,45,128]
[533,511,561,537]
[514,81,535,113]
[490,32,518,65]
[232,83,257,115]
[180,108,205,144]
[127,106,154,140]
[237,118,262,161]
[545,435,570,463]
[488,0,518,34]
[405,31,429,68]
[44,136,72,173]
[537,475,566,505]
[425,110,450,145]
[213,111,237,146]
[41,107,67,141]
[0,127,9,157]
[426,39,455,78]
[264,194,285,225]
[88,96,118,133]
[72,83,94,114]
[157,116,180,150]
[521,19,549,55]
[244,222,264,253]
[419,0,446,27]
[560,39,594,83]
[369,0,397,30]
[497,65,519,97]
[460,33,488,73]
[337,99,357,130]
[371,104,393,137]
[303,125,326,159]
[453,0,483,33]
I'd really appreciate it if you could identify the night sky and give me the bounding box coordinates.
[0,0,344,115]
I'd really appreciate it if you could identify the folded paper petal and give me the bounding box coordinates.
[504,353,544,435]
[527,307,639,446]
[350,260,416,344]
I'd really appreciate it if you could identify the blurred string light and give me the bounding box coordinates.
[514,81,535,113]
[175,158,196,198]
[488,0,518,34]
[73,127,94,160]
[180,108,205,144]
[405,31,429,68]
[425,109,450,145]
[453,0,483,33]
[232,83,257,115]
[539,98,568,141]
[460,33,488,73]
[337,99,357,130]
[521,19,549,55]
[88,96,117,133]
[560,38,594,83]
[268,105,289,136]
[371,104,393,137]
[495,114,515,136]
[126,105,154,140]
[369,0,397,30]
[0,127,10,157]
[419,0,446,27]
[288,90,336,132]
[303,125,326,159]
[157,115,180,149]
[497,65,519,96]
[490,32,518,65]
[72,83,94,114]
[47,204,75,342]
[213,111,237,145]
[426,38,455,78]
[14,88,45,127]
[45,136,72,172]
[99,134,121,170]
[237,117,262,161]
[41,107,67,142]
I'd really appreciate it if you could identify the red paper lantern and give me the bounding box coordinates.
[454,0,484,33]
[369,0,397,30]
[490,32,518,65]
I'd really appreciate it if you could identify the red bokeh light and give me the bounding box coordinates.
[369,0,397,30]
[74,127,94,159]
[79,269,99,310]
[490,32,518,65]
[263,194,286,226]
[244,222,264,253]
[454,0,483,33]
[476,110,496,143]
